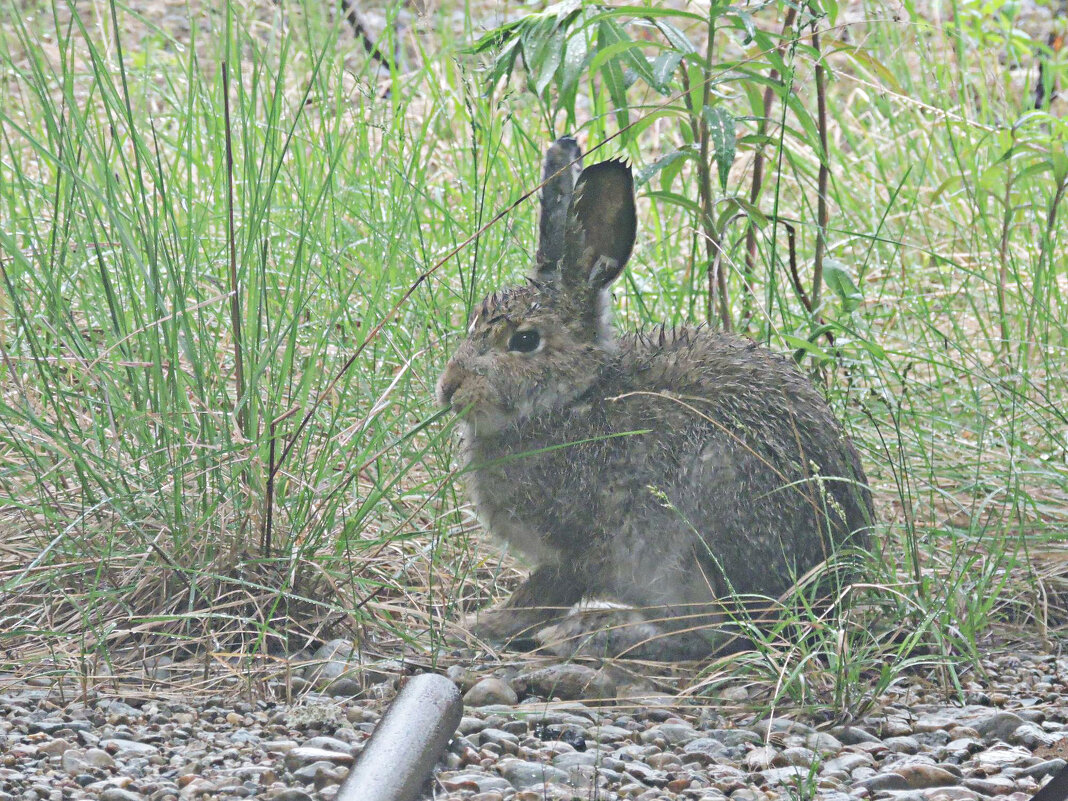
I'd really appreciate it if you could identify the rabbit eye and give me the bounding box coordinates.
[507,329,541,353]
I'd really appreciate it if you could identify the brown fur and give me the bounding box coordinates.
[438,141,873,659]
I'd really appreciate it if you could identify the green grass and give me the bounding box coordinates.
[0,0,1064,711]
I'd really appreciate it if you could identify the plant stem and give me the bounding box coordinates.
[810,27,830,316]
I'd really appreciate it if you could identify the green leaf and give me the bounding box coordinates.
[715,196,768,231]
[651,18,699,55]
[703,105,736,191]
[533,23,567,96]
[823,259,864,313]
[782,334,834,364]
[645,189,703,216]
[651,50,683,92]
[635,147,693,188]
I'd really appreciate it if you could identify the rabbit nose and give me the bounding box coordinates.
[437,366,464,407]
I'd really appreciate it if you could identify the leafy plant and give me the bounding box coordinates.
[471,0,848,334]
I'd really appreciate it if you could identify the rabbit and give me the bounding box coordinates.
[437,137,874,660]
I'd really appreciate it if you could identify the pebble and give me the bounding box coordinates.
[1,639,1066,801]
[464,677,519,707]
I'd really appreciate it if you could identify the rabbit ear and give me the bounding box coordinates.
[534,136,584,281]
[559,160,636,333]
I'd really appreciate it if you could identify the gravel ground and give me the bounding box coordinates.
[2,642,1067,801]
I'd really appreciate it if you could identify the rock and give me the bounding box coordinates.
[99,789,145,801]
[963,775,1016,795]
[760,766,812,786]
[891,764,961,788]
[61,749,88,775]
[38,738,71,757]
[746,746,776,770]
[824,752,875,773]
[497,758,570,789]
[885,736,921,753]
[324,677,363,697]
[975,744,1034,769]
[301,737,355,754]
[283,747,355,771]
[438,772,514,793]
[914,712,960,732]
[1012,722,1056,748]
[464,677,518,707]
[180,778,219,799]
[750,718,815,738]
[835,726,881,745]
[773,746,817,767]
[858,772,912,793]
[708,728,762,747]
[100,738,159,757]
[1016,758,1067,780]
[266,790,314,801]
[806,732,844,753]
[656,723,698,745]
[683,738,730,761]
[518,665,615,700]
[84,748,116,768]
[922,788,978,801]
[975,712,1027,742]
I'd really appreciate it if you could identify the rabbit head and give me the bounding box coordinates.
[437,146,637,435]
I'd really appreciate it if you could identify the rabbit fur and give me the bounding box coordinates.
[438,138,874,659]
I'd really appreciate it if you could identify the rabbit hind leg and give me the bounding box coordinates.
[534,601,735,660]
[466,563,586,649]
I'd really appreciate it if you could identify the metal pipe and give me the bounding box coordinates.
[337,672,463,801]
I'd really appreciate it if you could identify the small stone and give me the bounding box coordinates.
[99,790,145,801]
[915,712,960,732]
[825,752,875,773]
[518,664,615,700]
[922,788,978,801]
[892,764,960,788]
[464,677,518,707]
[266,790,314,801]
[835,726,881,745]
[761,766,812,786]
[438,772,513,793]
[61,750,88,775]
[84,748,116,769]
[885,736,921,753]
[656,723,698,745]
[497,758,570,789]
[806,732,844,753]
[283,747,355,771]
[975,712,1027,742]
[179,778,218,799]
[1016,758,1067,780]
[302,737,355,754]
[750,718,815,737]
[100,738,158,757]
[683,738,730,762]
[963,775,1016,795]
[667,777,692,792]
[858,773,911,793]
[38,738,71,757]
[746,746,776,770]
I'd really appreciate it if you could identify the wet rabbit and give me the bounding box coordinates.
[438,138,873,659]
